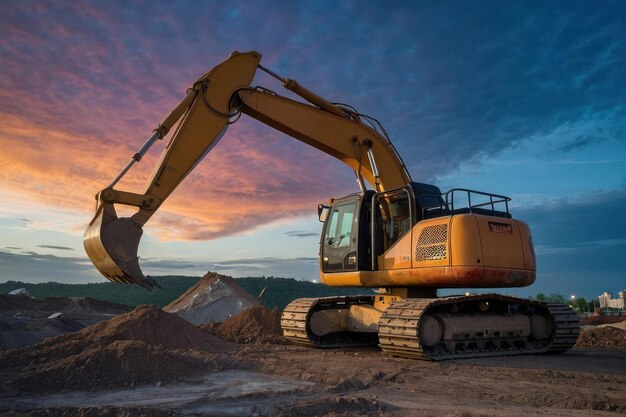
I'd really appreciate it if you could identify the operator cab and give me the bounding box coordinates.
[319,182,512,274]
[320,184,426,274]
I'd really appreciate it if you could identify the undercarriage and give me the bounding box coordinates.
[281,294,580,360]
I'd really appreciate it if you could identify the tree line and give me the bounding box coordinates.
[533,292,598,313]
[0,278,609,313]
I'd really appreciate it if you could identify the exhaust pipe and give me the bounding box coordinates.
[83,202,158,289]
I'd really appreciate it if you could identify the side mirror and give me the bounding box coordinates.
[318,204,330,223]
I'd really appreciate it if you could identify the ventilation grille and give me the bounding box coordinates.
[415,244,447,261]
[415,224,448,261]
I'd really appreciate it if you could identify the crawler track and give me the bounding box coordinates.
[378,295,579,360]
[545,303,581,353]
[377,298,434,360]
[281,294,581,360]
[280,298,317,347]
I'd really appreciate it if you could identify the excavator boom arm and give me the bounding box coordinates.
[84,50,410,288]
[238,88,410,192]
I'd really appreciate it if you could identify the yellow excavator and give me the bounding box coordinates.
[84,51,580,360]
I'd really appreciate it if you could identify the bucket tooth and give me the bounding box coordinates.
[83,203,157,289]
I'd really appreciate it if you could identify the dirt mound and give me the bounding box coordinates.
[575,326,626,349]
[28,304,222,354]
[60,304,222,351]
[0,305,225,394]
[201,306,288,344]
[164,272,259,325]
[4,340,219,394]
[580,315,626,326]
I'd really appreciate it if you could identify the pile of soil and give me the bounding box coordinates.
[581,315,626,326]
[575,326,626,349]
[164,272,259,325]
[201,306,288,345]
[46,304,222,351]
[0,305,225,394]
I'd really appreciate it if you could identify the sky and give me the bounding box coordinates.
[0,1,625,300]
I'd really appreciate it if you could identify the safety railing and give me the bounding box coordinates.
[420,188,511,219]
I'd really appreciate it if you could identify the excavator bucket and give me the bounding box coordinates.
[83,203,158,289]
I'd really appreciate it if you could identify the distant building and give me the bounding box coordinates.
[598,290,626,309]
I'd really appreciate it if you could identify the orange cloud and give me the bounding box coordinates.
[0,4,358,242]
[0,109,356,242]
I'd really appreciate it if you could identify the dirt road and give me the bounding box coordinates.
[2,344,625,416]
[249,345,626,416]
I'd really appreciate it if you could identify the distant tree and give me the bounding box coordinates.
[569,297,589,312]
[587,299,597,313]
[534,293,566,303]
[547,293,565,303]
[0,276,370,310]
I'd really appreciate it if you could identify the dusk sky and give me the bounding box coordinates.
[1,1,624,299]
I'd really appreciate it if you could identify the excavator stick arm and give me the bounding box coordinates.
[84,51,261,288]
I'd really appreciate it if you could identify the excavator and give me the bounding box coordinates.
[84,51,580,360]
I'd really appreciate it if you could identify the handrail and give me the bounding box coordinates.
[419,188,511,219]
[447,188,510,213]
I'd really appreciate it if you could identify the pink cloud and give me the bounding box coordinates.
[0,2,372,242]
[0,100,355,242]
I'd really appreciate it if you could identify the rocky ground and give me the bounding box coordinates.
[1,303,625,417]
[0,294,131,349]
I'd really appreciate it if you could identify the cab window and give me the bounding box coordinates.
[322,200,358,271]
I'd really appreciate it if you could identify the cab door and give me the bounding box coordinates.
[320,192,373,273]
[373,188,413,270]
[321,197,359,272]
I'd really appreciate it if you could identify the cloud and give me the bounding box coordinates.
[557,135,602,153]
[517,188,626,247]
[0,250,102,284]
[535,239,626,256]
[515,187,626,294]
[0,91,354,242]
[37,245,75,251]
[557,159,626,165]
[0,248,319,284]
[139,255,317,271]
[285,231,319,238]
